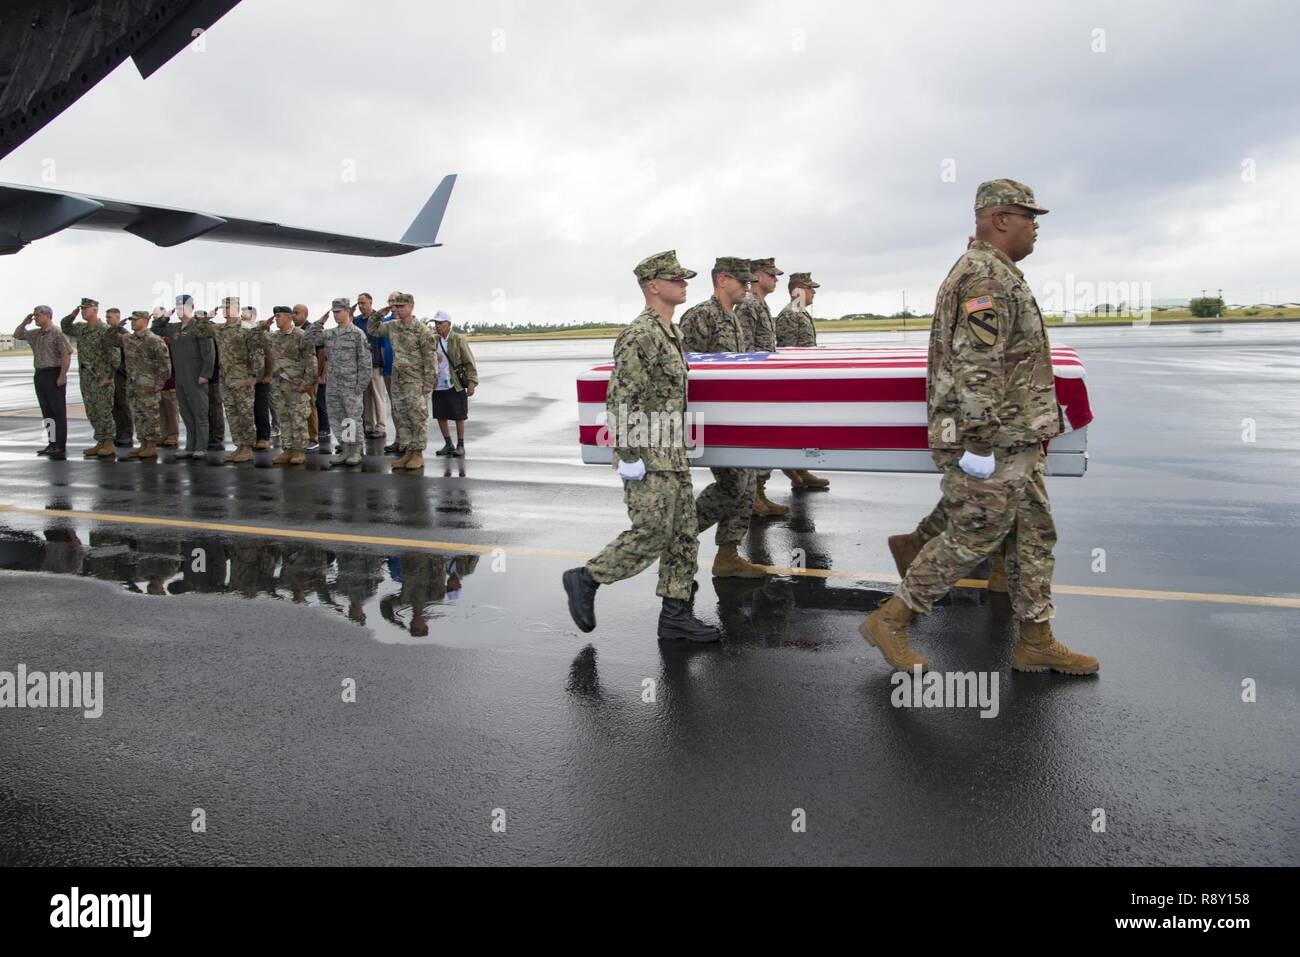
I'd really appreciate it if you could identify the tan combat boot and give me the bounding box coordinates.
[288,450,307,465]
[137,441,158,459]
[404,450,425,470]
[126,445,144,460]
[987,553,1008,593]
[161,437,178,448]
[783,468,804,488]
[752,486,790,517]
[254,439,269,450]
[1013,619,1099,675]
[271,450,293,466]
[887,530,926,578]
[83,443,101,458]
[392,449,413,470]
[223,447,240,462]
[798,469,829,489]
[711,544,768,578]
[230,445,253,463]
[859,594,929,671]
[97,439,116,457]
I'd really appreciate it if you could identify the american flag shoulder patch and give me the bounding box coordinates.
[963,296,994,315]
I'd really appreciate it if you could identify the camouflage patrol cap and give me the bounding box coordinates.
[129,310,151,321]
[80,297,99,308]
[974,178,1049,214]
[194,310,212,320]
[788,272,820,289]
[633,249,697,282]
[391,293,415,305]
[331,297,352,311]
[750,257,784,277]
[272,305,293,315]
[713,256,756,282]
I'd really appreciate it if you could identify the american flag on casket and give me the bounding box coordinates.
[577,346,1093,476]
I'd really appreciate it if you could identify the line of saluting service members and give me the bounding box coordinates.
[13,291,479,469]
[564,177,1099,679]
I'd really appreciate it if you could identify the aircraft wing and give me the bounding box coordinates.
[0,174,456,257]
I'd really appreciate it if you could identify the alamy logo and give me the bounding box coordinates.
[890,666,1000,718]
[0,664,103,718]
[50,887,151,937]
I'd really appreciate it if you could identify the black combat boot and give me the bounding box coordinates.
[562,566,599,633]
[658,597,721,643]
[452,440,465,458]
[434,438,455,456]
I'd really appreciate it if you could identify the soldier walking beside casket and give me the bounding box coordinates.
[860,178,1097,676]
[562,250,720,643]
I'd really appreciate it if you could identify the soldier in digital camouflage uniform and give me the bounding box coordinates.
[213,296,264,464]
[263,305,317,466]
[862,178,1098,676]
[368,292,436,471]
[679,256,769,579]
[120,311,171,460]
[311,297,372,467]
[60,297,118,458]
[772,273,831,491]
[562,250,721,643]
[736,258,792,516]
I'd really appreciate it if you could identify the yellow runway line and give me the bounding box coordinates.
[2,503,1298,609]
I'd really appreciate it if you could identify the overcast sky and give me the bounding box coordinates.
[2,0,1298,326]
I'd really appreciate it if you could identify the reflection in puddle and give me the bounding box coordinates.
[0,523,488,645]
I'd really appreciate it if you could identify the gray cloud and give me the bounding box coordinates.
[2,0,1298,327]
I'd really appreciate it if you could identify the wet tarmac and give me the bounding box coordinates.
[0,323,1297,865]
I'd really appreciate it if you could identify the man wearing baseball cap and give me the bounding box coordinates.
[863,177,1098,678]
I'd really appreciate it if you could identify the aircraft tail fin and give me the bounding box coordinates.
[400,174,457,248]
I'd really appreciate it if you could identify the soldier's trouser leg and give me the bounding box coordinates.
[208,379,224,444]
[392,380,428,450]
[128,387,162,442]
[253,383,271,440]
[695,467,757,546]
[221,379,256,447]
[896,445,1042,614]
[308,383,319,442]
[1001,451,1056,622]
[327,387,364,445]
[755,468,772,490]
[586,471,699,600]
[363,368,386,435]
[316,382,330,438]
[179,381,209,451]
[916,499,948,542]
[113,369,133,439]
[160,389,179,442]
[82,375,115,442]
[273,384,310,451]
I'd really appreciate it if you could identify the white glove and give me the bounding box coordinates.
[958,450,996,479]
[617,458,647,481]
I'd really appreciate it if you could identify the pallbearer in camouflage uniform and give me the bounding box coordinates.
[563,251,720,643]
[367,292,436,471]
[679,257,768,579]
[213,296,263,464]
[736,258,789,516]
[862,178,1098,675]
[773,273,830,490]
[264,305,317,466]
[311,297,371,467]
[120,311,171,460]
[60,297,118,458]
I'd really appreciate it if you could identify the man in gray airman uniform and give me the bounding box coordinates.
[861,178,1098,676]
[562,250,721,643]
[310,297,372,466]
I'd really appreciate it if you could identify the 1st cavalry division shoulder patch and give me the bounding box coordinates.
[963,296,998,346]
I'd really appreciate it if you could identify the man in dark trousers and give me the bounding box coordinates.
[151,295,216,460]
[14,305,72,460]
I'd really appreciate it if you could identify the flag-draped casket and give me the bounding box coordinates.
[577,346,1092,476]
